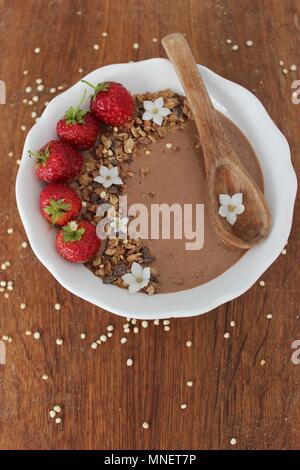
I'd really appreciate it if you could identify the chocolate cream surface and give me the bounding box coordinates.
[125,113,264,293]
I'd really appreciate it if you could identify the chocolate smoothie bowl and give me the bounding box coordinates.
[16,59,296,318]
[78,89,264,294]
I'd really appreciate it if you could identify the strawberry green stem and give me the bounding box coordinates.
[81,80,97,91]
[81,80,109,99]
[28,146,50,166]
[64,90,88,125]
[73,90,87,119]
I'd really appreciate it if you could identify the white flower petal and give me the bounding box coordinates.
[154,97,164,108]
[160,107,171,117]
[219,194,231,205]
[231,193,243,205]
[129,282,142,294]
[142,267,151,281]
[139,279,149,290]
[235,203,245,215]
[143,100,154,111]
[122,273,135,285]
[226,212,237,225]
[153,114,163,126]
[111,176,123,185]
[142,110,153,121]
[102,179,112,188]
[93,175,104,184]
[218,205,228,217]
[100,166,109,177]
[109,166,119,177]
[131,261,142,277]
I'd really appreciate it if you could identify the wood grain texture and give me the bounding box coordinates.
[0,0,299,450]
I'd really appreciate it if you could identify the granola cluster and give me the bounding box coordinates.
[71,90,192,294]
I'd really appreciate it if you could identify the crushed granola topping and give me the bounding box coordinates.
[75,90,192,294]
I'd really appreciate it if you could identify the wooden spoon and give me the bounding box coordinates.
[162,33,271,249]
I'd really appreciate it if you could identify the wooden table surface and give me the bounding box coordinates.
[0,0,299,450]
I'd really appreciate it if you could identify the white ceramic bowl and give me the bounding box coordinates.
[16,58,297,319]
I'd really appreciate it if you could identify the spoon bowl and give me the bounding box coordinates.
[211,159,271,248]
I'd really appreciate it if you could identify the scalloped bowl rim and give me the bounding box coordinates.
[16,58,297,319]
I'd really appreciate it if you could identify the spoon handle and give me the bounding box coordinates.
[162,33,271,250]
[162,33,236,170]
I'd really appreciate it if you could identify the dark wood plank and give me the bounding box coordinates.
[0,0,299,450]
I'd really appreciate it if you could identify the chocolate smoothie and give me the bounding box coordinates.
[126,114,263,293]
[82,90,264,295]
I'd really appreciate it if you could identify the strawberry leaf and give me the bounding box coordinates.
[44,198,71,224]
[62,221,85,242]
[28,145,50,167]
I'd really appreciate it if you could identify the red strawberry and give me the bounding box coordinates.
[40,183,82,226]
[81,80,134,126]
[57,91,99,150]
[29,140,83,183]
[56,220,101,263]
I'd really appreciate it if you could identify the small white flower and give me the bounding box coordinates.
[94,166,123,189]
[109,216,129,235]
[122,262,151,294]
[142,97,171,126]
[218,193,245,225]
